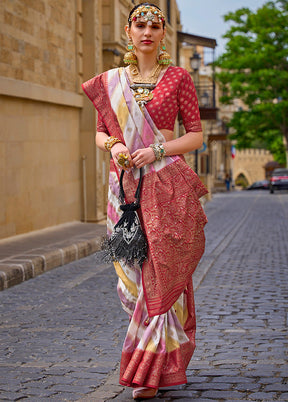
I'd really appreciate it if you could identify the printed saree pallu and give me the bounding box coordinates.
[82,67,208,388]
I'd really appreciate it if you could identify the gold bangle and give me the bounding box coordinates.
[104,136,122,152]
[149,143,166,161]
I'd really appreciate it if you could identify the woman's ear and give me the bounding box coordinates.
[161,27,166,41]
[125,25,130,39]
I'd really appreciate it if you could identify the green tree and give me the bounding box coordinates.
[216,0,288,166]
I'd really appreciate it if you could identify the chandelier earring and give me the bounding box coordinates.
[158,40,172,65]
[124,38,137,65]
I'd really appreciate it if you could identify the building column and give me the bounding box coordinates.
[80,0,109,222]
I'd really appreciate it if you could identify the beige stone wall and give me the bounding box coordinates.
[0,0,78,92]
[161,0,179,64]
[0,0,85,239]
[0,0,183,239]
[80,0,109,222]
[0,95,81,238]
[233,149,273,185]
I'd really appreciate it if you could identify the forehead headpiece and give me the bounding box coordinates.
[128,4,165,26]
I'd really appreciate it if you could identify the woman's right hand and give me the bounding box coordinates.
[110,143,133,170]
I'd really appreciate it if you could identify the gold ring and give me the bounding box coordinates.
[117,153,130,168]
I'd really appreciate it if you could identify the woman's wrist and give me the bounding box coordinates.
[149,143,166,161]
[104,136,122,152]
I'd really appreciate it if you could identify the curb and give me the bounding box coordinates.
[0,196,210,292]
[0,237,104,291]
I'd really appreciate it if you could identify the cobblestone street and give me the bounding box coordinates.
[0,191,287,401]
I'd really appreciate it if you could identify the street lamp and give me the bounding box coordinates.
[200,91,209,107]
[190,52,201,71]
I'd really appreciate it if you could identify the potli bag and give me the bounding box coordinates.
[103,168,147,267]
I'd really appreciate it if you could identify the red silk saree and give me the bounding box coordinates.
[82,67,208,387]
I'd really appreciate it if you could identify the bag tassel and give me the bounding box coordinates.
[102,168,147,267]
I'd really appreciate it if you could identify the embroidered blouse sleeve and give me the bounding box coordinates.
[82,74,109,134]
[97,112,109,134]
[178,69,202,133]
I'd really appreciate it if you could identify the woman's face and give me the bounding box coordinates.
[126,17,165,56]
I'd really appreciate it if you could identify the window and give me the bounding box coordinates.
[166,0,171,24]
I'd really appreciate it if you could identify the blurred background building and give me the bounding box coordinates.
[0,0,273,240]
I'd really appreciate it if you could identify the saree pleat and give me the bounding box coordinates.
[117,261,196,388]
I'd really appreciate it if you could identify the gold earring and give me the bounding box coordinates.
[158,40,172,65]
[123,38,137,65]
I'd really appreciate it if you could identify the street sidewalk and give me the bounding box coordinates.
[0,221,107,291]
[1,191,287,401]
[0,193,208,292]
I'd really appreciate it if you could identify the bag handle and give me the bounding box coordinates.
[119,168,143,205]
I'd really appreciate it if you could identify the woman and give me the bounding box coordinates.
[82,3,208,399]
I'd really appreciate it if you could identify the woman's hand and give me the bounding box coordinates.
[132,147,156,168]
[110,143,133,170]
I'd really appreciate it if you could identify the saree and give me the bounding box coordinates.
[82,67,208,388]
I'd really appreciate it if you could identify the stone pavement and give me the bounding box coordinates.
[0,190,287,401]
[0,221,106,290]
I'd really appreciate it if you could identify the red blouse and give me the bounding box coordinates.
[97,66,202,134]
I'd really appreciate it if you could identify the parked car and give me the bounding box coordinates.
[247,180,269,190]
[269,168,288,193]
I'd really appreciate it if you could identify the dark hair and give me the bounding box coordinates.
[128,2,166,28]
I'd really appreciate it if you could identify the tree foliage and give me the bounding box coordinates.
[216,0,288,164]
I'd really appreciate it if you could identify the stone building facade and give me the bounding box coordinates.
[1,0,269,240]
[233,149,273,186]
[0,0,181,239]
[1,0,85,239]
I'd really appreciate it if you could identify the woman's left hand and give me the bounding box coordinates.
[131,147,155,168]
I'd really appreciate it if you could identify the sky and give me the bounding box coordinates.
[177,0,270,57]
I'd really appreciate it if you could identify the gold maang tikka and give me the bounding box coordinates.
[128,4,165,25]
